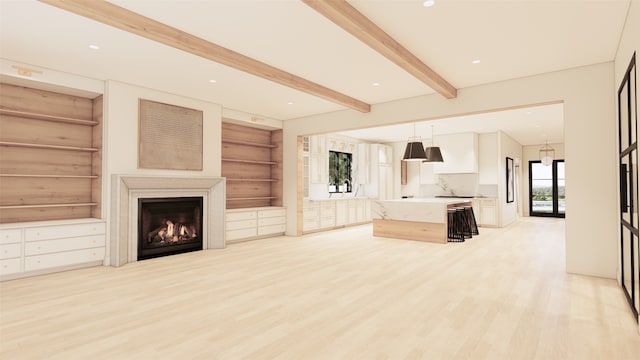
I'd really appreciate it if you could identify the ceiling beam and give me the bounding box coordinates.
[38,0,371,113]
[302,0,457,99]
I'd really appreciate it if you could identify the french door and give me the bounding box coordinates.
[618,52,638,321]
[529,160,565,218]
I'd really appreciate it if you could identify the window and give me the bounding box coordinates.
[328,151,352,193]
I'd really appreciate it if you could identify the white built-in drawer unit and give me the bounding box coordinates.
[226,207,286,242]
[0,229,22,275]
[0,219,106,279]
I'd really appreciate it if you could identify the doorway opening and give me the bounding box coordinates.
[529,160,565,218]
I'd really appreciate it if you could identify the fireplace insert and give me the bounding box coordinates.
[138,197,203,260]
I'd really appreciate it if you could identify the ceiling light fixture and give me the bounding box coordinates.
[88,44,100,50]
[423,0,435,7]
[424,125,444,162]
[287,101,294,105]
[372,82,381,87]
[208,79,217,83]
[540,141,555,166]
[472,59,481,64]
[402,123,427,161]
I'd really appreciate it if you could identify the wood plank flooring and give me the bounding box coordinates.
[1,217,639,359]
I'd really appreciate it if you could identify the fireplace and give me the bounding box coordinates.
[137,197,204,260]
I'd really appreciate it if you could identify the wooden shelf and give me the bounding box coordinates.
[0,174,99,179]
[0,203,98,210]
[222,138,277,148]
[222,158,277,165]
[227,197,277,201]
[0,108,98,126]
[226,178,277,182]
[0,141,99,152]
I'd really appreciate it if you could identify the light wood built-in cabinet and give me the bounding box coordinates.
[221,122,282,209]
[0,84,103,224]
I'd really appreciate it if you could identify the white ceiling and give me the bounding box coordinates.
[0,0,630,145]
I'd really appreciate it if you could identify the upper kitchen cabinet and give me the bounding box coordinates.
[309,135,328,184]
[433,132,479,174]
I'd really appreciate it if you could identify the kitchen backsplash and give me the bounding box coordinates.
[418,174,498,198]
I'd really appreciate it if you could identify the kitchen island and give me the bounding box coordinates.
[371,198,472,243]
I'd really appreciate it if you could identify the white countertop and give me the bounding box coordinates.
[371,197,472,223]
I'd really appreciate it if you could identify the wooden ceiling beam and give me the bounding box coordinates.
[39,0,371,113]
[302,0,457,99]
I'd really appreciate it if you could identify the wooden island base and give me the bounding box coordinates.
[373,219,447,244]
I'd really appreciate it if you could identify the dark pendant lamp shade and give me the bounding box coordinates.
[403,138,428,161]
[424,146,443,162]
[423,125,444,162]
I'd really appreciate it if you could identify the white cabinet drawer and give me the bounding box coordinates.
[226,219,257,231]
[25,235,105,256]
[258,208,285,218]
[226,211,257,222]
[258,224,285,236]
[0,243,21,260]
[226,228,257,241]
[25,222,105,242]
[0,258,21,275]
[25,247,105,272]
[320,217,336,228]
[258,216,285,227]
[0,229,21,244]
[303,218,319,231]
[304,208,320,219]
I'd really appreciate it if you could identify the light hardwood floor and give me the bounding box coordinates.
[1,217,639,359]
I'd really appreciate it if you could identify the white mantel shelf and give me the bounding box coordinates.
[110,175,226,267]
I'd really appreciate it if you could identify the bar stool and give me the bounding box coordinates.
[463,206,479,236]
[447,208,466,242]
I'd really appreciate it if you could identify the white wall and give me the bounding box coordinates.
[498,131,523,226]
[522,143,566,217]
[283,62,616,279]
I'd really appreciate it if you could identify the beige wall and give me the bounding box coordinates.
[498,131,523,226]
[284,62,616,279]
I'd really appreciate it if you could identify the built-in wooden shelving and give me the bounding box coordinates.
[221,121,282,209]
[221,158,277,165]
[0,203,98,210]
[0,83,103,224]
[0,108,98,126]
[0,174,99,179]
[0,141,99,152]
[222,138,277,148]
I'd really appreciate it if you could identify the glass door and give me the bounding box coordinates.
[529,160,565,218]
[618,52,638,320]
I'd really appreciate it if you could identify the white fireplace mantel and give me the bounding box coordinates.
[110,175,226,267]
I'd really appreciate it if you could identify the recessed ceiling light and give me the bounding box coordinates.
[372,82,381,87]
[88,44,100,50]
[535,125,541,128]
[208,79,217,83]
[526,111,532,115]
[471,59,481,64]
[287,101,294,105]
[423,0,435,7]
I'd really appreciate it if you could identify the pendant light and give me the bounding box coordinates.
[402,123,427,161]
[423,125,443,162]
[540,141,555,166]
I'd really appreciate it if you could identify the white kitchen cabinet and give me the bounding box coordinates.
[226,207,286,242]
[310,135,328,184]
[473,198,498,227]
[303,198,371,234]
[356,143,370,186]
[433,132,479,174]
